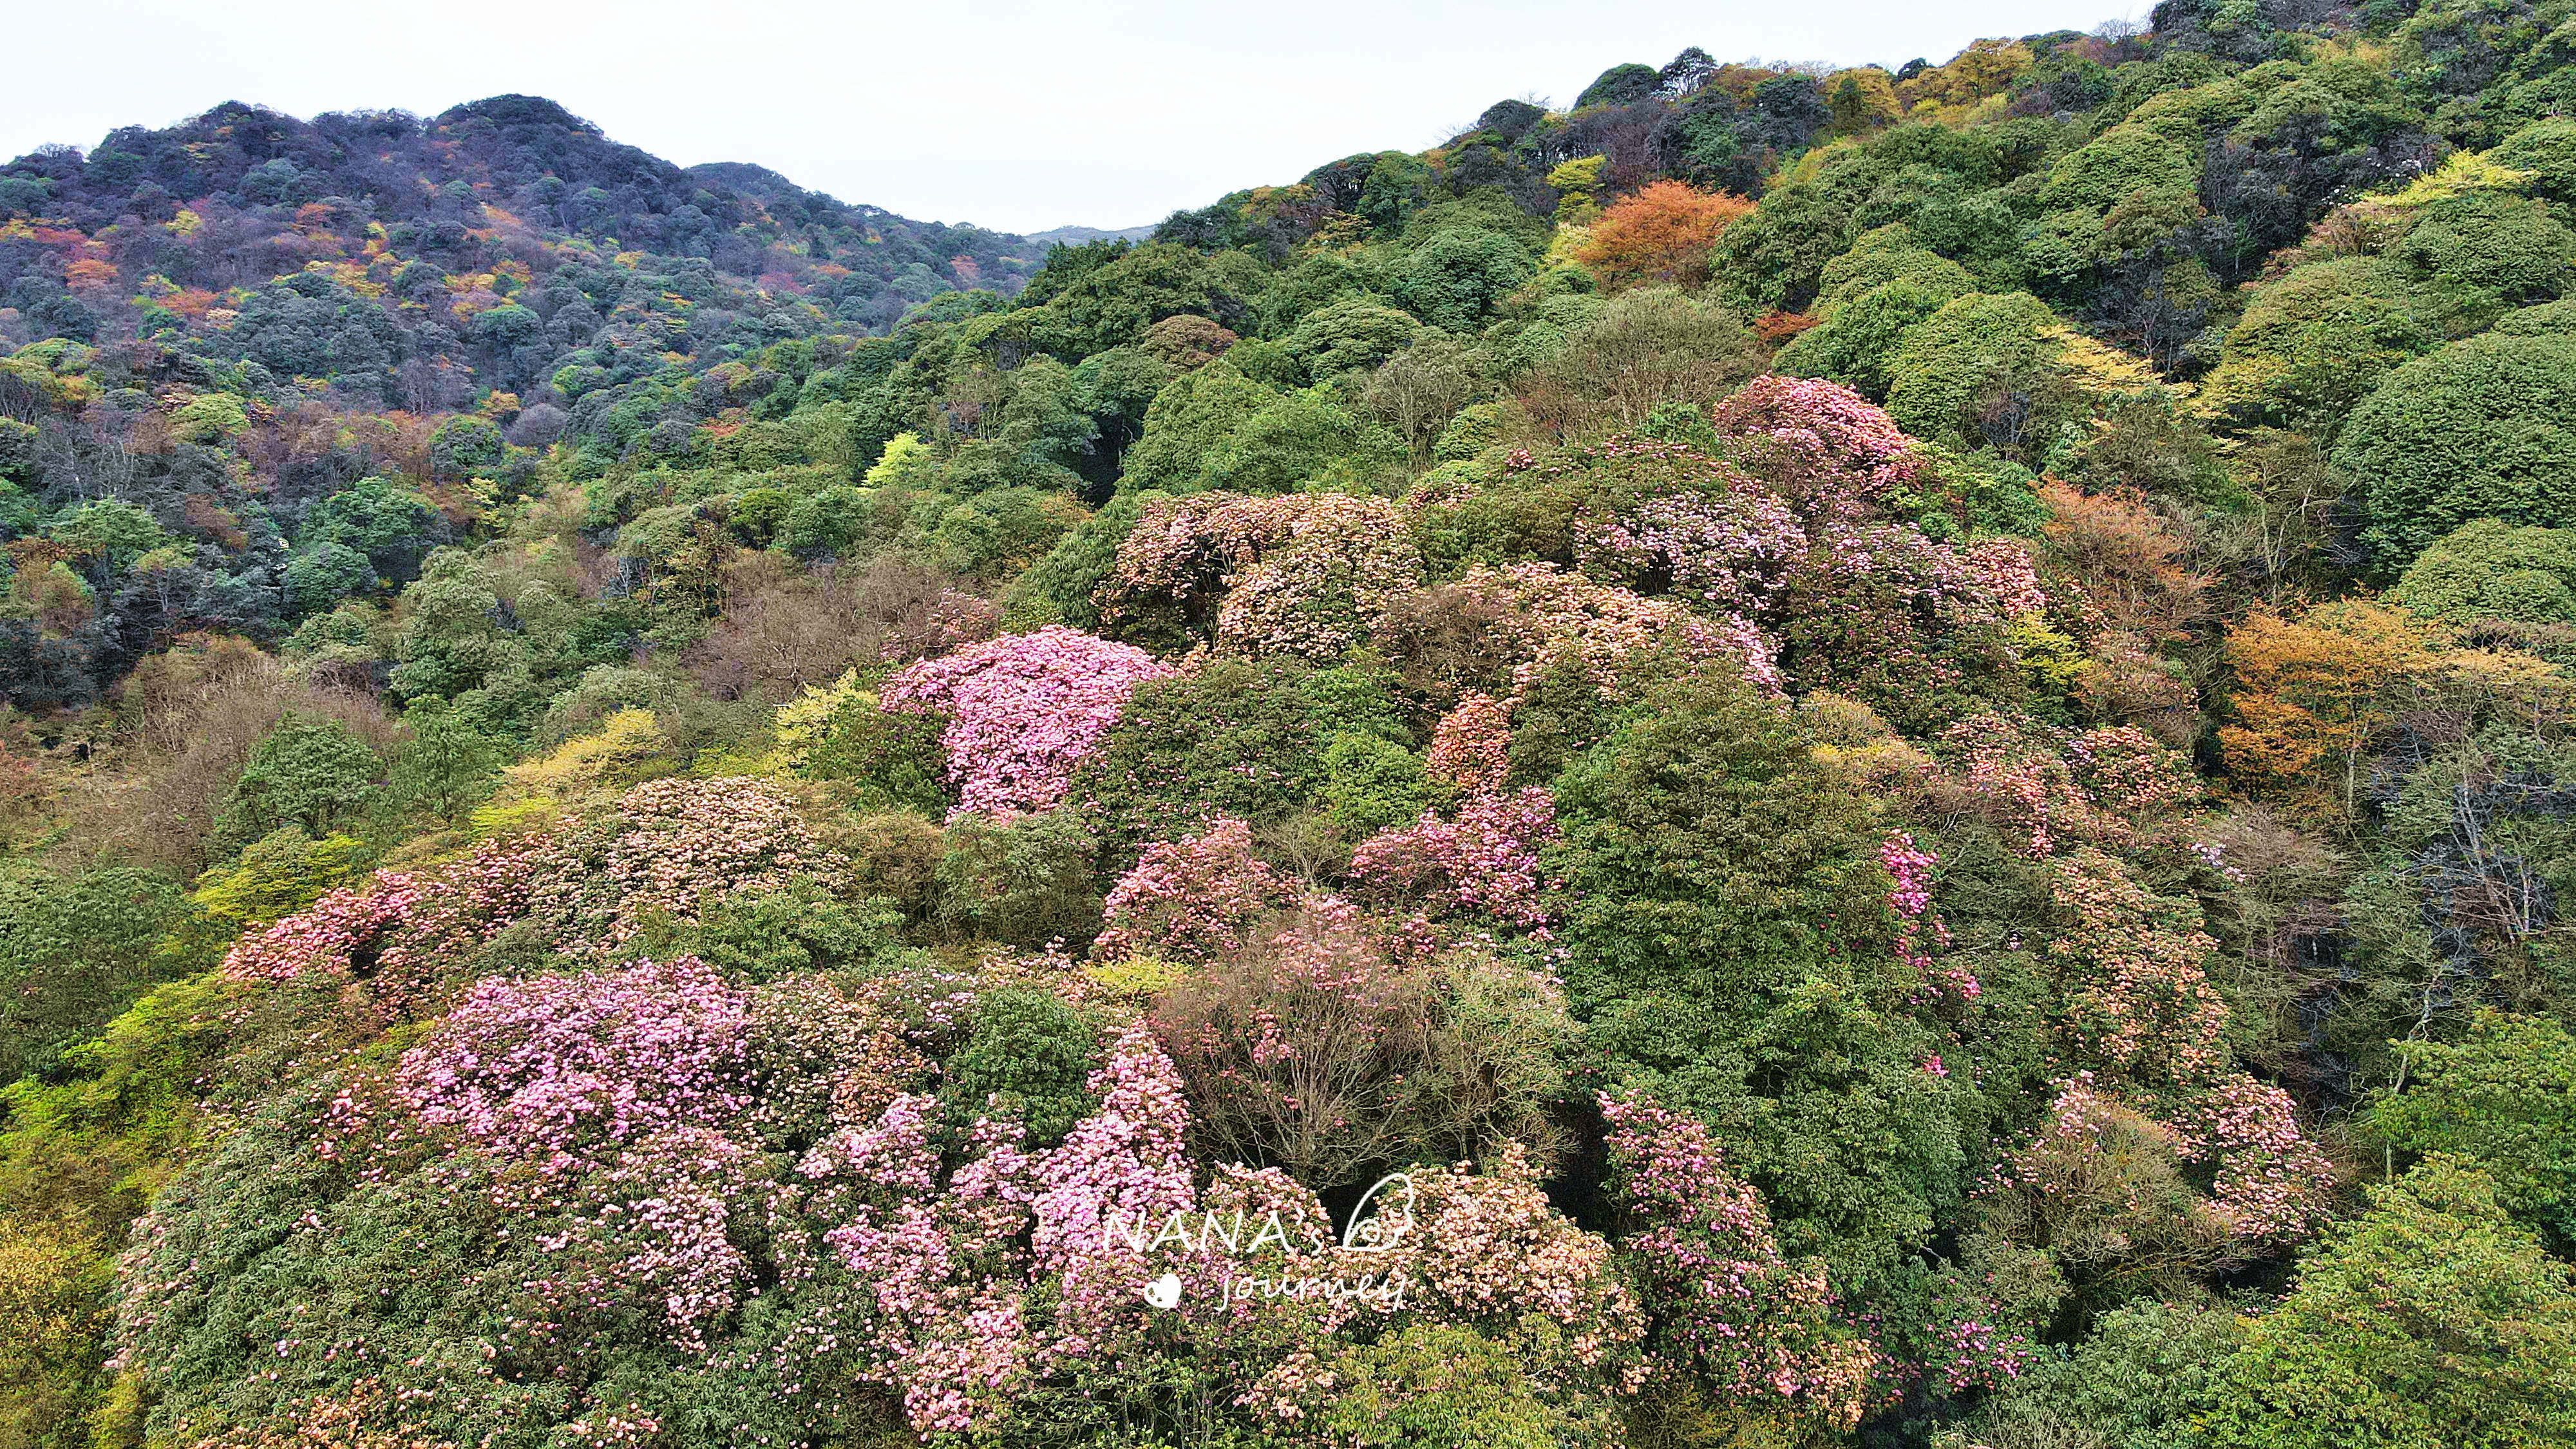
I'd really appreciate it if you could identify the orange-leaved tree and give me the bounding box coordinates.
[2221,601,2437,821]
[1574,181,1754,292]
[2222,600,2569,822]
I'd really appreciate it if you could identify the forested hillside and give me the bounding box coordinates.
[0,95,1036,700]
[5,4,2576,1447]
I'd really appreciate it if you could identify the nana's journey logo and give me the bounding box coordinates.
[1104,1171,1416,1311]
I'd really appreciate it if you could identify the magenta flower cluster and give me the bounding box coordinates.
[1599,1090,1874,1427]
[882,626,1175,819]
[392,955,752,1177]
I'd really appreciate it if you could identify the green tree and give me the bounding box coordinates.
[1388,229,1535,332]
[633,879,914,983]
[1551,672,1954,1282]
[939,985,1099,1144]
[0,863,189,1084]
[1884,290,2074,462]
[188,828,367,933]
[389,702,500,824]
[2336,332,2576,569]
[1119,359,1278,491]
[2209,1157,2576,1449]
[1963,1300,2241,1449]
[1280,297,1423,383]
[427,415,505,480]
[1316,1324,1574,1448]
[1551,672,1882,1014]
[2376,1012,2576,1243]
[2393,191,2576,307]
[2389,518,2576,625]
[209,713,381,858]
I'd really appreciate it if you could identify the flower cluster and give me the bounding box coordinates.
[1710,374,1926,520]
[393,956,753,1175]
[1600,1090,1874,1428]
[1559,440,1807,615]
[1094,816,1295,965]
[1965,538,2050,616]
[1425,692,1513,796]
[518,776,851,947]
[1348,788,1563,931]
[220,835,545,983]
[882,627,1175,819]
[2029,851,2334,1244]
[810,1023,1209,1435]
[1881,831,1971,1002]
[219,874,424,982]
[1933,715,2196,860]
[1097,493,1424,661]
[1774,524,2016,734]
[2172,1072,2336,1242]
[1451,561,1779,699]
[1211,497,1425,661]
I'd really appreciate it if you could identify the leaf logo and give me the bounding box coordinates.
[1142,1273,1183,1309]
[1341,1171,1417,1253]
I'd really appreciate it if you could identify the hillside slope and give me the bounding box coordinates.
[6,6,2576,1449]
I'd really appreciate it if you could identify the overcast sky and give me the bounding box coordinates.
[5,1,2126,236]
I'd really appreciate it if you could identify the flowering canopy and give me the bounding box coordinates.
[882,626,1175,819]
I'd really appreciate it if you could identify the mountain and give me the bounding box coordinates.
[0,94,1043,367]
[1023,223,1158,245]
[9,12,2576,1449]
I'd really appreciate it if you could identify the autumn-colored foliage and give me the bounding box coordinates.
[1575,181,1755,291]
[2220,603,2441,820]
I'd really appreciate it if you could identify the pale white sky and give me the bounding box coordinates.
[4,1,2126,235]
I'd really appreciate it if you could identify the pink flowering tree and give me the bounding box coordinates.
[1598,1090,1875,1430]
[1448,561,1781,699]
[1883,830,1978,1009]
[1096,493,1423,660]
[1152,896,1576,1186]
[1094,815,1296,965]
[220,834,544,984]
[519,775,855,947]
[1929,714,2200,860]
[1347,788,1564,934]
[1710,374,1927,522]
[390,954,754,1176]
[1425,692,1513,795]
[881,626,1175,819]
[1772,524,2020,734]
[1542,437,1809,615]
[1989,850,2336,1256]
[1211,497,1425,662]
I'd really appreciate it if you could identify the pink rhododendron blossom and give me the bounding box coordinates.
[2172,1071,2335,1242]
[393,955,752,1175]
[1600,1090,1874,1427]
[1450,561,1781,698]
[1933,715,2198,859]
[1882,830,1971,1003]
[520,775,851,947]
[1097,493,1423,661]
[1425,691,1513,796]
[1349,788,1563,931]
[1711,375,1926,518]
[1095,816,1294,965]
[1555,439,1808,615]
[1967,538,2049,615]
[882,627,1174,819]
[221,835,543,983]
[1774,524,2015,732]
